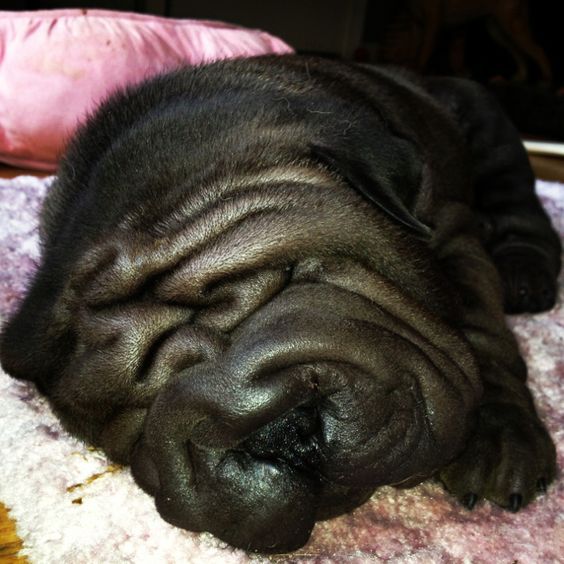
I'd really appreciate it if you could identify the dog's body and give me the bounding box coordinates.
[0,56,560,553]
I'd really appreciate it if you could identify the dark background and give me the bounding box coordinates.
[2,0,562,83]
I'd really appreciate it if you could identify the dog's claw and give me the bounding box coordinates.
[462,492,478,510]
[509,493,522,512]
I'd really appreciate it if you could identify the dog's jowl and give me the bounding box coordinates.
[0,56,560,553]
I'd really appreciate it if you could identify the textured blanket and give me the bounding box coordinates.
[0,175,562,563]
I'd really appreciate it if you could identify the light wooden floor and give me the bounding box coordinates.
[0,503,26,563]
[0,167,50,180]
[530,154,564,182]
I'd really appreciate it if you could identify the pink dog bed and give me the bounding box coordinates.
[0,9,293,171]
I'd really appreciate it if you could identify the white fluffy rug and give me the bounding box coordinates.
[0,176,562,563]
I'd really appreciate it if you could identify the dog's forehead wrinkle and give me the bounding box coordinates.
[235,165,337,188]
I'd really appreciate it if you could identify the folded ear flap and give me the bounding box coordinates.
[310,144,431,239]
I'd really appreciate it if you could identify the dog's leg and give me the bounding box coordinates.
[432,205,556,510]
[425,76,561,313]
[420,77,558,511]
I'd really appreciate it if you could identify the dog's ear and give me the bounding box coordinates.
[310,144,431,239]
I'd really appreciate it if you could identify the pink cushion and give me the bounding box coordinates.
[0,9,293,170]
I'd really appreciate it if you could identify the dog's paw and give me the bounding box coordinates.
[438,403,556,512]
[493,246,558,313]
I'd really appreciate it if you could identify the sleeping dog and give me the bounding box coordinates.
[0,56,560,553]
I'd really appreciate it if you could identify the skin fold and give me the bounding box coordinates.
[0,55,560,553]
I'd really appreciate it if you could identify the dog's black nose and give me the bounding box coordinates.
[243,403,322,473]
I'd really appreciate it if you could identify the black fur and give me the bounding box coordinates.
[0,56,560,553]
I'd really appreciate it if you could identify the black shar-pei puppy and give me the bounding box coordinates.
[1,56,561,553]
